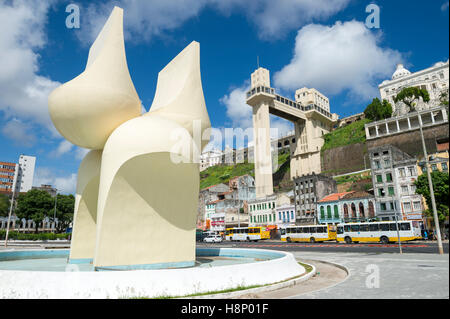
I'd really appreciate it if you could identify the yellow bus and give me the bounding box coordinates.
[336,221,422,244]
[280,225,337,243]
[225,226,270,242]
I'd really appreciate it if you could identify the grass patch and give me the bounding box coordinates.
[333,171,372,185]
[321,119,370,151]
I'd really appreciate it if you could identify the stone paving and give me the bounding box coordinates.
[286,252,449,299]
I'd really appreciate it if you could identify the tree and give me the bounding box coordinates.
[53,194,75,233]
[0,194,10,217]
[15,189,53,233]
[364,98,393,121]
[439,90,449,107]
[414,171,449,224]
[393,87,430,112]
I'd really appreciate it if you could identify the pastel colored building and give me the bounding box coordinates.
[317,191,376,224]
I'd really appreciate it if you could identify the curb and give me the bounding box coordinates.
[183,261,317,299]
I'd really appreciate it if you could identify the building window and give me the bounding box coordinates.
[431,164,438,172]
[380,203,387,211]
[410,185,416,193]
[398,168,406,177]
[376,175,383,183]
[408,166,416,176]
[383,159,391,168]
[386,173,393,182]
[378,188,385,197]
[320,206,325,220]
[403,202,412,212]
[388,186,395,196]
[413,201,421,211]
[373,160,381,169]
[442,162,448,172]
[327,205,332,219]
[401,185,408,194]
[334,205,339,219]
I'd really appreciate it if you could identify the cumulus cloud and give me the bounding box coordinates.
[33,167,77,195]
[50,140,74,157]
[1,119,37,147]
[76,0,351,44]
[215,0,351,40]
[273,20,403,100]
[0,0,61,132]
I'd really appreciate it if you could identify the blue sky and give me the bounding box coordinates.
[0,0,448,194]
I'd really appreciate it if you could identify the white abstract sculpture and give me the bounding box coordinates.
[48,6,211,270]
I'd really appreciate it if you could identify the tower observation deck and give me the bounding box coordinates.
[246,67,338,198]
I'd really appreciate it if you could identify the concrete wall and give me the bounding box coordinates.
[321,122,449,176]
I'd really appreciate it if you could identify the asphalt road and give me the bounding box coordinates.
[197,240,449,254]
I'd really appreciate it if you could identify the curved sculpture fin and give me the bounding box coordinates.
[146,41,211,151]
[48,6,141,150]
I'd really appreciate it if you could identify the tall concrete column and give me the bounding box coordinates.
[252,100,274,198]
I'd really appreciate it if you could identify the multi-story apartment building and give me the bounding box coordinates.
[0,155,36,195]
[15,155,35,193]
[274,204,296,228]
[293,173,337,225]
[369,145,423,224]
[0,161,17,194]
[248,193,291,228]
[202,175,256,232]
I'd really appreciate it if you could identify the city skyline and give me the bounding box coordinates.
[0,0,449,194]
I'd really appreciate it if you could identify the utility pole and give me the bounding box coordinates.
[419,120,444,254]
[394,202,403,254]
[4,164,19,248]
[53,190,58,233]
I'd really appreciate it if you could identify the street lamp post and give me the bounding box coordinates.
[53,190,58,233]
[419,121,444,254]
[394,202,403,254]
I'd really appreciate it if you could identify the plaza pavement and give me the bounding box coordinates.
[251,251,449,299]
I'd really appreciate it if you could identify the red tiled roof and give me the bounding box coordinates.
[318,191,354,203]
[437,142,449,152]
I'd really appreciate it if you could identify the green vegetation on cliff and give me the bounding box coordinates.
[321,119,370,151]
[200,150,291,190]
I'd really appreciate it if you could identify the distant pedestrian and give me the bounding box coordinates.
[424,230,428,240]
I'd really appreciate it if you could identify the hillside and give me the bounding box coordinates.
[321,119,370,152]
[200,150,291,191]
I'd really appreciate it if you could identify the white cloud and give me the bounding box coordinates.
[215,0,351,40]
[75,147,90,160]
[50,140,74,157]
[0,0,61,132]
[1,118,37,147]
[273,20,403,100]
[33,167,77,195]
[76,0,351,45]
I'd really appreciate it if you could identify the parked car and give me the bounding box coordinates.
[203,235,223,243]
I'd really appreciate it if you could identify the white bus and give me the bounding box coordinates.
[280,225,337,243]
[225,227,270,242]
[336,221,422,244]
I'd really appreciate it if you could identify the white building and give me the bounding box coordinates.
[378,60,449,114]
[200,149,222,171]
[14,155,36,193]
[295,87,330,113]
[275,204,296,228]
[248,193,291,227]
